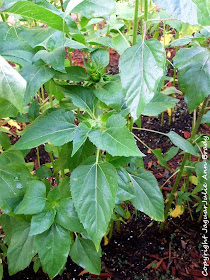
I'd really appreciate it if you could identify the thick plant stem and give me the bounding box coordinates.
[96,149,100,165]
[160,96,209,230]
[144,0,148,22]
[36,147,41,168]
[133,0,140,45]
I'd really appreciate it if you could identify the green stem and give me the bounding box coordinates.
[132,127,167,136]
[36,147,41,168]
[144,0,148,22]
[41,86,45,101]
[60,0,64,12]
[133,133,152,152]
[107,20,130,47]
[96,149,100,165]
[133,0,140,45]
[1,14,6,22]
[49,80,53,108]
[160,96,209,229]
[49,151,59,184]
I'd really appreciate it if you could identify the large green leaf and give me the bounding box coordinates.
[7,221,36,275]
[54,66,88,82]
[35,223,71,279]
[153,0,209,27]
[14,109,76,150]
[119,39,166,120]
[0,150,24,168]
[167,131,198,156]
[60,85,97,113]
[72,123,91,156]
[66,0,116,19]
[71,161,118,249]
[14,181,46,215]
[0,98,18,119]
[55,198,85,233]
[20,61,55,104]
[116,168,136,204]
[0,163,32,213]
[33,47,65,72]
[0,1,70,33]
[70,236,101,275]
[142,93,178,116]
[93,81,124,110]
[89,115,144,157]
[29,204,56,236]
[173,47,210,112]
[129,169,164,221]
[0,55,26,112]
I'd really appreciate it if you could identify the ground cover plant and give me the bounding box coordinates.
[0,0,209,279]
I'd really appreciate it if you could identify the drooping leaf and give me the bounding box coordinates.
[173,47,210,112]
[29,204,56,236]
[35,223,71,279]
[14,181,46,215]
[93,81,124,110]
[55,198,85,233]
[0,55,26,112]
[0,98,18,119]
[71,161,118,249]
[119,39,166,120]
[129,169,164,221]
[70,236,101,275]
[90,49,109,69]
[167,131,198,156]
[60,85,97,113]
[28,99,40,121]
[14,109,76,150]
[0,1,70,33]
[7,221,36,275]
[0,163,32,213]
[20,61,55,104]
[142,93,178,116]
[153,0,209,27]
[89,116,144,157]
[67,0,116,19]
[54,66,88,82]
[116,168,136,204]
[33,47,65,72]
[72,123,91,156]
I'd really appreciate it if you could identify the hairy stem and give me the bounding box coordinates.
[133,0,140,45]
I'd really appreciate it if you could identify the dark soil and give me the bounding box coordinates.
[1,48,209,280]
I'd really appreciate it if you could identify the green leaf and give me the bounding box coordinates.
[0,98,18,119]
[119,39,166,120]
[0,263,3,280]
[90,49,109,69]
[0,163,32,213]
[0,1,70,33]
[55,198,85,233]
[142,93,178,116]
[7,221,36,275]
[60,85,97,113]
[14,181,46,215]
[72,123,91,156]
[93,81,124,110]
[167,131,198,156]
[14,109,76,150]
[0,215,18,245]
[0,150,24,168]
[28,99,39,121]
[153,0,209,27]
[173,47,210,112]
[116,168,136,204]
[54,66,87,82]
[129,169,164,221]
[89,116,144,157]
[68,0,116,19]
[35,223,71,279]
[20,62,55,105]
[70,236,101,275]
[47,177,71,202]
[201,111,210,124]
[111,34,129,55]
[71,162,118,249]
[29,205,56,236]
[33,47,65,72]
[0,55,26,112]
